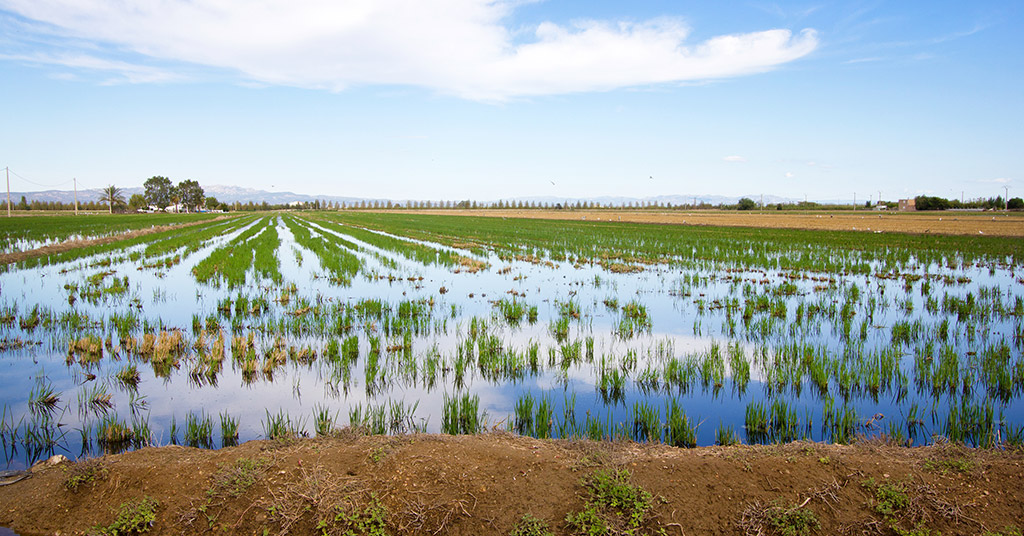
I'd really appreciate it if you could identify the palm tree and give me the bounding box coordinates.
[100,185,125,214]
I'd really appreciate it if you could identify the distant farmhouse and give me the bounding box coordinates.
[898,198,916,211]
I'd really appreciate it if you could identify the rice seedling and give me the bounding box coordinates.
[699,342,726,391]
[79,382,114,415]
[728,342,750,393]
[550,317,570,342]
[262,409,307,440]
[715,421,739,446]
[441,393,483,435]
[584,412,607,441]
[514,392,535,437]
[598,366,627,404]
[496,298,527,326]
[617,300,652,338]
[665,399,697,448]
[745,401,770,444]
[97,414,135,453]
[22,415,66,462]
[115,364,141,389]
[168,415,178,445]
[313,404,337,437]
[131,415,153,447]
[558,393,579,439]
[535,395,554,439]
[631,401,660,443]
[220,412,239,447]
[28,375,61,418]
[184,411,214,448]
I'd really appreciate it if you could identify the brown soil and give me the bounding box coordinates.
[405,209,1024,237]
[2,434,1022,535]
[0,216,236,266]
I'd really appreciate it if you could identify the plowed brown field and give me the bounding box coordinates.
[406,209,1024,237]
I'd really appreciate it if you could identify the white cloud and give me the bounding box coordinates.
[0,1,819,100]
[723,155,747,163]
[977,177,1012,184]
[785,172,794,178]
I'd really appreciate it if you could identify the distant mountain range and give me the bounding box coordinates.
[9,185,802,207]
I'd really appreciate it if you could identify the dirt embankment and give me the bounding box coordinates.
[404,209,1024,237]
[2,435,1021,535]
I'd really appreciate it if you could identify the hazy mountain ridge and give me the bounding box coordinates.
[9,186,800,207]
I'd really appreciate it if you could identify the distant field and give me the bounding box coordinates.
[402,208,1024,237]
[0,212,224,254]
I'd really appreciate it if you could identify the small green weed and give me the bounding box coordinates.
[370,447,386,463]
[893,522,938,536]
[96,496,159,535]
[564,468,657,535]
[982,526,1022,536]
[318,493,389,536]
[63,458,108,491]
[509,514,554,536]
[862,478,909,517]
[210,457,268,498]
[769,506,819,536]
[923,458,972,475]
[739,501,819,536]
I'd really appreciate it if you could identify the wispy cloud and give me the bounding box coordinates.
[0,51,183,84]
[723,155,747,163]
[842,56,882,64]
[977,177,1012,184]
[0,1,819,100]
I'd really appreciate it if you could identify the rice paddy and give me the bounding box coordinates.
[0,211,1022,469]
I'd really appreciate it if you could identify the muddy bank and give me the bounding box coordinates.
[2,434,1022,535]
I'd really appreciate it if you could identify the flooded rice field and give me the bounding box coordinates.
[1,212,1021,469]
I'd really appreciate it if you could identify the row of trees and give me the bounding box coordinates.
[913,195,1022,211]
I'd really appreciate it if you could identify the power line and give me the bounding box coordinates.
[5,168,77,189]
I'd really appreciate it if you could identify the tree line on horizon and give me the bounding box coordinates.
[8,186,1021,213]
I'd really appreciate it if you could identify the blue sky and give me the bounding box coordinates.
[0,1,1020,203]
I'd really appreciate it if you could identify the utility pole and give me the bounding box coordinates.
[5,167,10,217]
[74,178,79,215]
[853,192,856,211]
[1005,186,1010,211]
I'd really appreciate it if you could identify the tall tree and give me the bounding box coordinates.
[128,193,147,211]
[143,176,174,209]
[100,185,126,214]
[177,180,204,212]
